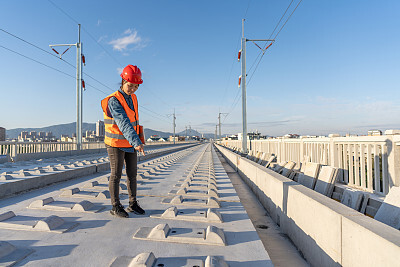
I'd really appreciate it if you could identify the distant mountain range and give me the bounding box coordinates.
[5,122,214,139]
[6,123,96,139]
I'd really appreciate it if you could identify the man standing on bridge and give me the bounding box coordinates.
[101,64,146,218]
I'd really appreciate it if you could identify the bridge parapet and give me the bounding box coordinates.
[218,133,400,196]
[215,143,400,266]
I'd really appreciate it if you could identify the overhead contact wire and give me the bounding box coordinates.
[1,27,117,93]
[48,0,122,67]
[47,0,173,120]
[269,0,295,39]
[247,0,303,86]
[0,40,169,125]
[273,0,303,40]
[0,44,75,79]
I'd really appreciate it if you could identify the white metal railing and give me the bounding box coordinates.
[0,140,197,159]
[0,141,105,158]
[218,134,400,196]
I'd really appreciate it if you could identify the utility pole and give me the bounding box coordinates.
[218,112,228,140]
[50,24,84,150]
[173,109,176,144]
[240,19,247,153]
[167,109,176,144]
[215,125,218,140]
[238,19,274,153]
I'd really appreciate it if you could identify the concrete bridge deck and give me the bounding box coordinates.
[0,143,299,266]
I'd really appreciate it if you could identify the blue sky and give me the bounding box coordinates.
[1,0,399,136]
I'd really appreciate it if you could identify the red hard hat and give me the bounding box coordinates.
[120,65,143,84]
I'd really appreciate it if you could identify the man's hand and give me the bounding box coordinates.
[135,144,145,156]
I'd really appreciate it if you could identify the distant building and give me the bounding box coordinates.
[61,135,75,142]
[19,131,28,141]
[96,120,105,137]
[82,129,103,142]
[18,131,55,142]
[29,131,37,139]
[83,136,97,142]
[85,130,95,138]
[45,132,55,141]
[345,133,358,137]
[368,130,382,136]
[169,136,176,142]
[0,127,5,141]
[147,135,166,142]
[18,131,28,142]
[283,134,300,139]
[222,134,238,141]
[238,131,267,141]
[169,135,184,142]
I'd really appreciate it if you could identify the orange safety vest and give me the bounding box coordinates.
[101,90,145,147]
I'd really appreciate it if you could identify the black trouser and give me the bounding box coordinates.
[107,146,137,206]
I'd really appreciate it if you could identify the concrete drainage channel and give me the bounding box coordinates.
[0,143,272,266]
[214,145,309,267]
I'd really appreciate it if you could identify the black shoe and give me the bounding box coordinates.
[127,200,145,215]
[110,203,129,218]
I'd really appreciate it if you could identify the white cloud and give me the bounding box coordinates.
[97,19,101,26]
[116,67,123,75]
[97,35,107,43]
[109,29,146,51]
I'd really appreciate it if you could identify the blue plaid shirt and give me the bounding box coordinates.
[107,88,142,153]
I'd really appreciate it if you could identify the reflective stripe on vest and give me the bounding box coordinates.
[104,118,138,127]
[105,132,127,140]
[104,118,115,124]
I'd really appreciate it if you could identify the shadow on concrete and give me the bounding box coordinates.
[224,230,262,246]
[144,176,165,180]
[239,165,339,266]
[226,259,273,267]
[2,214,43,223]
[67,219,110,233]
[0,172,106,206]
[7,238,78,263]
[16,243,78,263]
[218,192,239,198]
[219,212,249,223]
[215,186,233,190]
[139,181,159,185]
[215,181,231,185]
[137,187,153,191]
